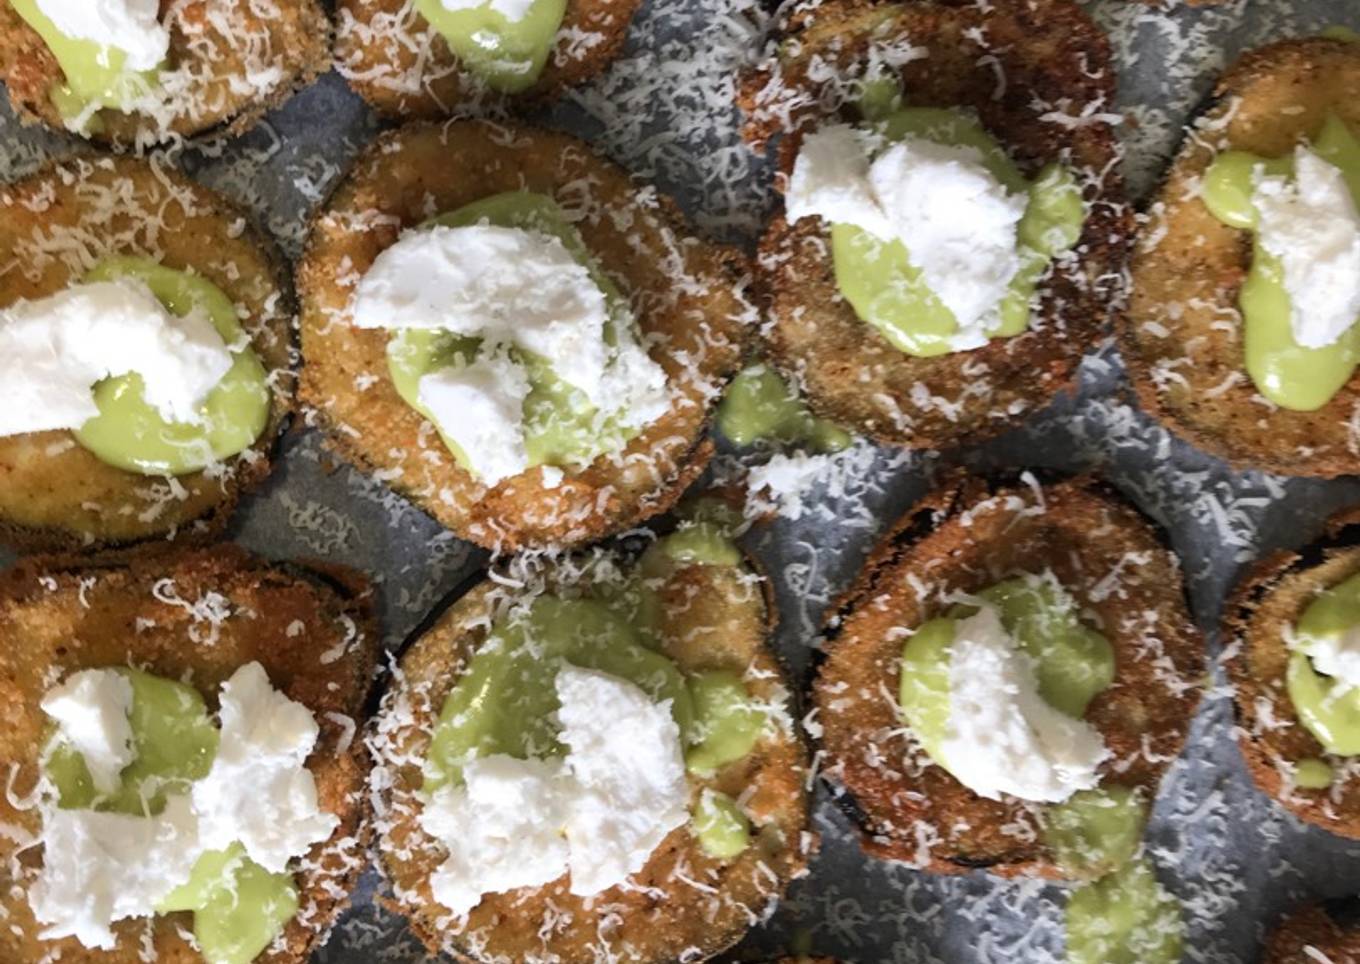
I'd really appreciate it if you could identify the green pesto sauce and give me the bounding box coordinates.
[423,595,695,791]
[43,668,296,964]
[386,191,642,480]
[1201,113,1360,410]
[898,574,1115,771]
[691,789,751,860]
[653,521,744,568]
[9,0,162,130]
[832,106,1085,358]
[716,365,852,452]
[72,257,270,476]
[424,551,763,789]
[1065,858,1184,964]
[414,0,566,93]
[1295,757,1334,789]
[46,667,217,815]
[1042,786,1146,880]
[1287,569,1360,754]
[156,843,298,964]
[685,669,764,776]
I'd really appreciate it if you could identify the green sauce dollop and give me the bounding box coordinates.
[73,257,271,476]
[716,365,851,452]
[691,789,751,860]
[1042,786,1146,880]
[414,0,566,93]
[1065,858,1184,964]
[685,669,764,777]
[387,191,645,479]
[423,595,694,791]
[832,107,1085,358]
[1286,569,1360,754]
[156,844,298,964]
[1200,113,1360,410]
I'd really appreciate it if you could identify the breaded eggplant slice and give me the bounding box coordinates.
[371,548,811,963]
[737,0,1128,450]
[1123,37,1360,478]
[0,0,329,146]
[812,473,1203,878]
[0,155,294,558]
[298,120,749,553]
[334,0,640,118]
[1224,506,1360,839]
[0,545,378,963]
[1263,903,1360,963]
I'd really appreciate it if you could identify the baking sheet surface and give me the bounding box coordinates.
[3,1,1360,961]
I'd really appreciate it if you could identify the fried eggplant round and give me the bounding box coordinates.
[811,473,1204,878]
[371,547,810,963]
[297,120,749,553]
[1123,37,1360,477]
[0,545,378,963]
[0,155,294,558]
[738,0,1129,450]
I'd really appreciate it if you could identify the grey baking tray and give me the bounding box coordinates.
[3,0,1360,961]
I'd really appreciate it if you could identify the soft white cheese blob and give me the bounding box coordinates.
[439,0,538,22]
[418,664,688,916]
[939,605,1108,803]
[0,278,232,438]
[350,223,669,485]
[30,662,337,948]
[40,670,135,796]
[421,756,573,917]
[786,124,1027,348]
[33,0,170,70]
[416,347,532,486]
[554,665,689,896]
[1254,146,1360,349]
[191,662,339,872]
[30,793,200,949]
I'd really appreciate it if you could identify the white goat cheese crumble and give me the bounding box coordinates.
[438,0,539,23]
[1254,146,1360,350]
[40,670,135,796]
[29,663,337,947]
[350,224,669,485]
[190,662,340,873]
[939,605,1108,803]
[0,278,232,438]
[33,0,170,71]
[786,124,1027,349]
[419,665,688,916]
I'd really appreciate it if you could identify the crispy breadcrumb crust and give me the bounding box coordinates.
[298,119,749,553]
[1262,904,1360,963]
[0,0,331,146]
[811,473,1204,878]
[0,155,294,559]
[334,0,641,119]
[372,548,811,963]
[737,0,1129,450]
[1122,37,1360,478]
[0,545,379,963]
[1224,506,1360,839]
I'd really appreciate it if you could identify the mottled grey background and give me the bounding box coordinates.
[3,1,1360,961]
